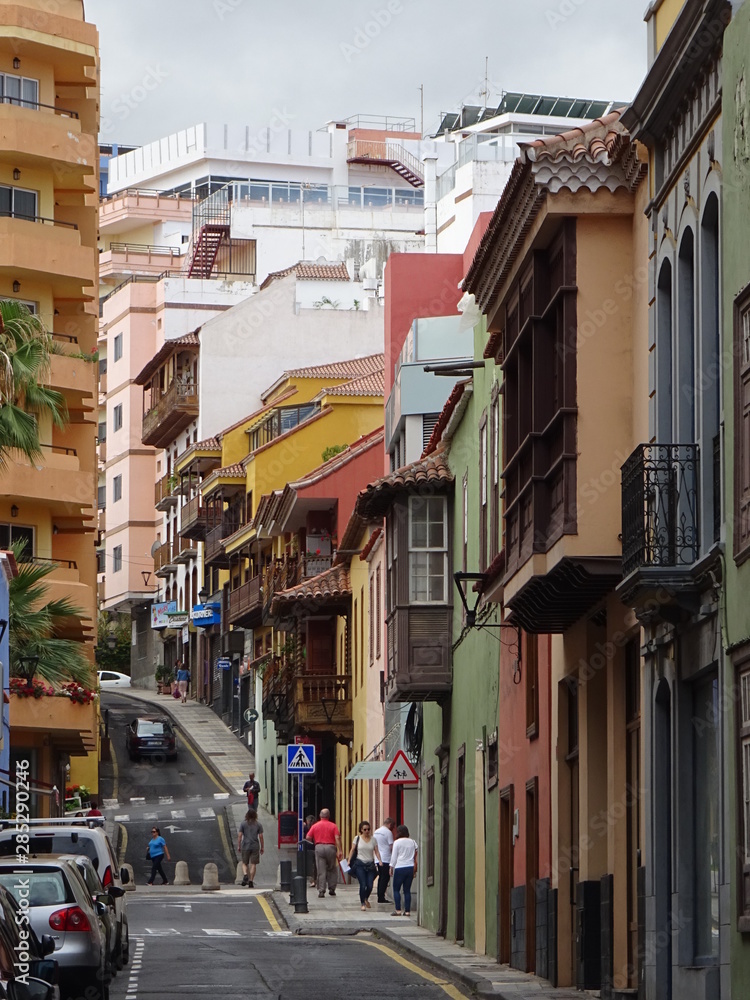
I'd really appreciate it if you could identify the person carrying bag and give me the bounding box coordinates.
[347,821,380,911]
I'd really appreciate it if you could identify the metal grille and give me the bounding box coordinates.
[621,443,699,575]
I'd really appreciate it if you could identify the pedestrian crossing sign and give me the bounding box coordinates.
[287,743,315,774]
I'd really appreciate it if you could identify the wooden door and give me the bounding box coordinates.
[526,778,538,972]
[499,785,514,963]
[456,748,466,942]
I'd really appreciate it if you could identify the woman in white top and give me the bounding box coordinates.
[347,820,381,910]
[389,824,418,916]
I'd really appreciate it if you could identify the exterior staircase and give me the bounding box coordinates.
[187,223,229,278]
[346,139,424,187]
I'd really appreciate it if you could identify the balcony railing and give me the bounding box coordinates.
[153,541,174,576]
[0,95,79,118]
[294,673,353,733]
[155,474,178,509]
[205,520,239,565]
[142,378,199,447]
[0,210,77,229]
[228,576,262,626]
[621,443,699,577]
[180,494,208,540]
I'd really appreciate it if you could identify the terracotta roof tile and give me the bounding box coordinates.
[192,437,221,451]
[356,443,454,519]
[270,563,351,616]
[522,110,626,163]
[284,353,385,381]
[323,369,384,397]
[135,331,201,385]
[259,260,351,291]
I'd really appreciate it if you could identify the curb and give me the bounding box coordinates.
[108,689,237,797]
[372,927,496,998]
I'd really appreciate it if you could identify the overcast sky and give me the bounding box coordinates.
[86,0,648,146]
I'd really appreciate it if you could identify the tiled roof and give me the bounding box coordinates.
[215,463,245,478]
[270,564,351,616]
[284,353,385,381]
[356,443,454,519]
[322,369,384,397]
[193,437,220,451]
[134,332,200,385]
[522,110,625,163]
[259,260,351,291]
[423,379,472,456]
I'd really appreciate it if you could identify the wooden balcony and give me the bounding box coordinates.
[180,495,208,540]
[154,540,176,578]
[173,534,199,564]
[227,576,262,628]
[385,605,453,702]
[155,474,179,511]
[294,673,352,739]
[142,379,199,448]
[205,520,239,567]
[262,660,294,739]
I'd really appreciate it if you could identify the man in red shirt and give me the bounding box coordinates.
[305,808,343,897]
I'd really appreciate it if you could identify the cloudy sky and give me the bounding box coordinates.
[86,0,648,145]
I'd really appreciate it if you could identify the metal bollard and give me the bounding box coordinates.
[291,875,308,914]
[279,859,292,892]
[173,861,190,886]
[201,862,220,891]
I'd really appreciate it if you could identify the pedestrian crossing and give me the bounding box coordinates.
[111,804,223,824]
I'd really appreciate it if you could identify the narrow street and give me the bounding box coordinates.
[100,693,236,884]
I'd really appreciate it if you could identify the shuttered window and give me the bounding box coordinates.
[738,664,750,929]
[734,286,750,562]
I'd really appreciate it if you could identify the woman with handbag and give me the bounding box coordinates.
[347,820,381,911]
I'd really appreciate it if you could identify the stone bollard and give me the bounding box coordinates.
[173,861,190,886]
[235,862,245,885]
[122,864,136,891]
[201,862,220,891]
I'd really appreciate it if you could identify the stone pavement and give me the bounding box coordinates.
[109,688,582,999]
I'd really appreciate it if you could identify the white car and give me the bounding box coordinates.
[97,670,131,688]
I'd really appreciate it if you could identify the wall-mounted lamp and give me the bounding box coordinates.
[12,169,20,182]
[10,505,18,518]
[17,654,40,685]
[106,634,117,652]
[453,570,521,641]
[53,525,59,535]
[141,570,151,588]
[198,586,209,604]
[13,58,20,70]
[12,282,20,294]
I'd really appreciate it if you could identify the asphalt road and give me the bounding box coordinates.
[109,890,470,1000]
[99,692,237,885]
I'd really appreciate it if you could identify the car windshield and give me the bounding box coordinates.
[137,721,170,735]
[0,834,99,867]
[0,871,68,907]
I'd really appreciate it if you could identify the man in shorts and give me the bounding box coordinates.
[237,807,264,888]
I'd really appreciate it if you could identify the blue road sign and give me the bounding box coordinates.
[287,743,315,774]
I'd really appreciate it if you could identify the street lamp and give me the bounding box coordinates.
[106,634,117,652]
[17,655,40,685]
[198,586,209,604]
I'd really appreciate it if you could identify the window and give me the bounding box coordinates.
[97,420,106,443]
[113,333,123,362]
[487,730,498,789]
[738,664,750,930]
[375,564,382,659]
[97,485,106,510]
[386,522,397,611]
[96,550,105,574]
[525,632,539,738]
[113,545,122,572]
[0,184,37,221]
[426,768,435,885]
[113,475,122,502]
[113,404,122,432]
[490,390,500,557]
[409,496,448,603]
[734,284,750,562]
[0,73,38,108]
[693,673,719,960]
[0,523,34,558]
[479,413,488,570]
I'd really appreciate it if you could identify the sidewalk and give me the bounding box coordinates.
[108,688,581,999]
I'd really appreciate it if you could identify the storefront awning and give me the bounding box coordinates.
[345,761,389,781]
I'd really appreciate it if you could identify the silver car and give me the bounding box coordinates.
[0,823,129,970]
[0,859,109,1000]
[62,856,122,975]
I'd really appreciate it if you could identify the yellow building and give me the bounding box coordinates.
[0,0,99,812]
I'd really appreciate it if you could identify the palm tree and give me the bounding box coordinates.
[0,299,67,470]
[9,545,92,686]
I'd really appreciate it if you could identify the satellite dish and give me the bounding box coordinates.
[150,539,161,557]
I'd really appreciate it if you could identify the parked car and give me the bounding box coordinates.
[126,715,177,761]
[62,856,122,974]
[0,824,129,972]
[0,858,109,1000]
[96,670,131,689]
[0,882,58,1000]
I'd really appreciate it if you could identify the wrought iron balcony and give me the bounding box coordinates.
[621,443,699,576]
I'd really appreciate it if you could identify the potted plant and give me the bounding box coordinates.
[155,664,173,694]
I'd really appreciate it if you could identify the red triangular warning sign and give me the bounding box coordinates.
[382,750,420,785]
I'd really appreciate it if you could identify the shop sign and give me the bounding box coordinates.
[166,611,189,629]
[151,601,177,629]
[190,603,221,628]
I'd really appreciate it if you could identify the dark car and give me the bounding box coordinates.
[126,716,177,761]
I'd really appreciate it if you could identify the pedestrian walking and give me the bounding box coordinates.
[305,807,342,897]
[243,771,260,810]
[347,820,381,911]
[237,808,264,888]
[373,817,395,902]
[302,814,317,887]
[147,826,170,885]
[176,661,190,704]
[389,824,418,916]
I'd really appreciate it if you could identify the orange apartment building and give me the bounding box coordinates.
[0,0,99,811]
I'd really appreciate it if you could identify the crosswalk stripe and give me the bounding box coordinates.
[213,793,229,800]
[159,796,174,805]
[171,809,186,819]
[198,807,215,818]
[114,814,130,822]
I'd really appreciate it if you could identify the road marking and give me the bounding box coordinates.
[159,796,174,805]
[213,792,229,800]
[188,795,202,802]
[203,929,241,936]
[165,825,192,834]
[130,797,145,804]
[143,811,158,820]
[102,798,118,809]
[355,938,468,1000]
[143,928,180,935]
[111,739,120,803]
[198,807,215,818]
[115,814,130,822]
[171,809,186,819]
[165,903,192,912]
[256,894,282,932]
